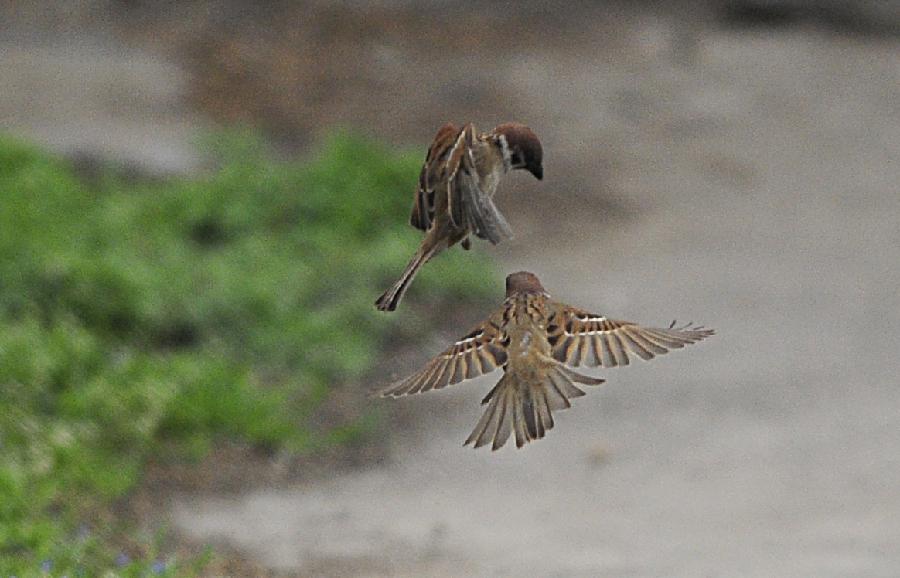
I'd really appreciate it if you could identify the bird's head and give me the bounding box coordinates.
[506,271,547,297]
[493,123,543,180]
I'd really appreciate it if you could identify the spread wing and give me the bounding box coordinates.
[547,305,714,368]
[377,314,509,398]
[410,122,461,232]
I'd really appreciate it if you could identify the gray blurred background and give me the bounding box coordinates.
[3,1,899,576]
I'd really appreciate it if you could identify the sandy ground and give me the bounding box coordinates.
[4,6,899,577]
[171,21,900,578]
[0,32,202,174]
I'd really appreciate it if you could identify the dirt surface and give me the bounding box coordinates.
[0,31,203,174]
[171,13,900,578]
[4,3,899,576]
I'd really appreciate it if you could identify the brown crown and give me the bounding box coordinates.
[506,271,546,296]
[492,123,543,179]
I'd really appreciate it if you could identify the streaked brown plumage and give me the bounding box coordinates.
[375,122,543,312]
[377,272,715,450]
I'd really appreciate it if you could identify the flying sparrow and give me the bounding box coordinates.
[377,272,714,450]
[375,122,543,312]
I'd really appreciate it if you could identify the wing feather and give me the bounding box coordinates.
[456,160,514,244]
[548,305,714,369]
[443,125,513,244]
[445,126,470,228]
[410,122,460,232]
[377,315,508,398]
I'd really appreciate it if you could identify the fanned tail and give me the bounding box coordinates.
[464,363,604,451]
[375,245,437,312]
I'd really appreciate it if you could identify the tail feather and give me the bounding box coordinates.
[375,245,437,312]
[464,364,604,450]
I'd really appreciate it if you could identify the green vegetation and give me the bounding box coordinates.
[0,132,495,575]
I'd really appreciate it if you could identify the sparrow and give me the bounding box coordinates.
[375,122,544,312]
[377,272,714,450]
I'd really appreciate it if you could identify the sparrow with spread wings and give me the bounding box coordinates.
[377,272,714,450]
[374,122,543,312]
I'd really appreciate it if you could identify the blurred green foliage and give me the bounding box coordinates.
[0,132,495,575]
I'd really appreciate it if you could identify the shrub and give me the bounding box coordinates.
[0,132,495,574]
